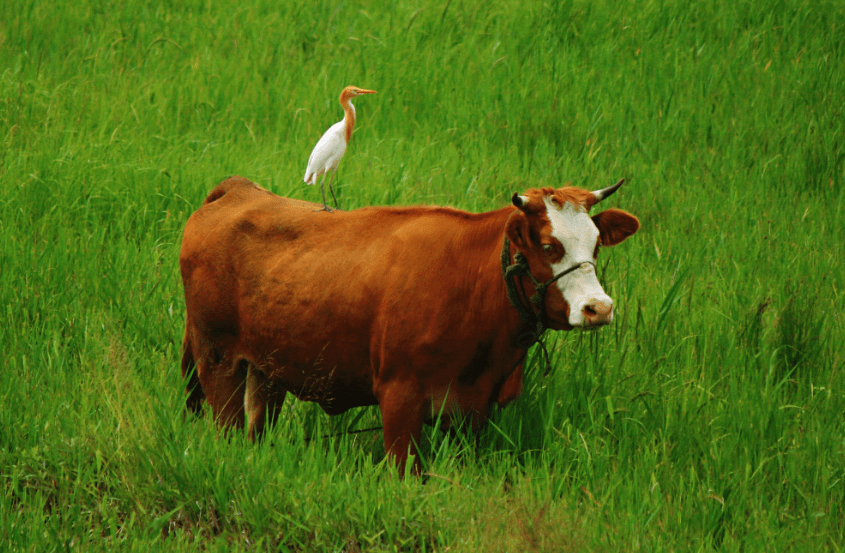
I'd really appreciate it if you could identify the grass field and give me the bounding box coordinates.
[2,0,844,550]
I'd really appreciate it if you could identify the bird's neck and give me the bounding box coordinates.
[341,99,356,144]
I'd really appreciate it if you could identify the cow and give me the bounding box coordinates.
[179,176,639,474]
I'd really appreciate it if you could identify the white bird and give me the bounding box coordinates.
[303,85,377,211]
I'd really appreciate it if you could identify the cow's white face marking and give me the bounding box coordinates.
[543,197,613,327]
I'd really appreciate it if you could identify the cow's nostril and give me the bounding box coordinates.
[582,301,613,325]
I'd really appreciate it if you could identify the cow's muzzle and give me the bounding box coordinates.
[580,298,613,327]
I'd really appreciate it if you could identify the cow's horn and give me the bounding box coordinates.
[512,193,530,209]
[592,178,625,202]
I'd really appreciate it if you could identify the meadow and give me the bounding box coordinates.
[1,0,844,550]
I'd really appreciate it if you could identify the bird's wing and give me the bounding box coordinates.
[304,121,347,182]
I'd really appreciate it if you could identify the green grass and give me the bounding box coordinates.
[2,0,844,550]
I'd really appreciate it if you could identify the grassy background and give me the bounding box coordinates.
[2,0,844,550]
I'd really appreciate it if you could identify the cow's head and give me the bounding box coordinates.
[505,179,640,330]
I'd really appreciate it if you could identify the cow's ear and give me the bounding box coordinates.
[505,211,533,251]
[592,208,640,247]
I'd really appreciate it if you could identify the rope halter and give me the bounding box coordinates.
[500,236,595,376]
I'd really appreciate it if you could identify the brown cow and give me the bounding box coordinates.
[180,176,639,474]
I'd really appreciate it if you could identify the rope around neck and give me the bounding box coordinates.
[500,236,594,376]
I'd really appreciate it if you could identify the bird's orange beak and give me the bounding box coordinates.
[358,89,377,95]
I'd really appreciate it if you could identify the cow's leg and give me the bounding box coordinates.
[181,329,205,414]
[198,355,247,432]
[378,386,424,476]
[245,365,285,442]
[184,364,206,416]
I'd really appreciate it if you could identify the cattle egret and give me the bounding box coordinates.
[303,85,377,211]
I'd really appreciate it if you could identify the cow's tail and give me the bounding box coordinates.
[181,325,206,415]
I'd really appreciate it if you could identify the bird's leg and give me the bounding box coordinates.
[328,171,339,210]
[315,174,333,213]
